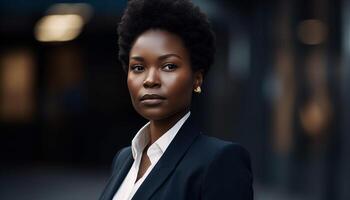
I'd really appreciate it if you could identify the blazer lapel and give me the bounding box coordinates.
[132,115,201,200]
[100,152,133,200]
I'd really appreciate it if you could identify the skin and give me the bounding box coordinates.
[127,29,203,180]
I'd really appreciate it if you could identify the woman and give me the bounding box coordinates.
[99,0,253,199]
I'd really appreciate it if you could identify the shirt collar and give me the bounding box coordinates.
[131,122,150,159]
[131,111,191,160]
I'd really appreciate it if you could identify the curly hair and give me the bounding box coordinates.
[117,0,216,76]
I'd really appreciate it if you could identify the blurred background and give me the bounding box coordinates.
[0,0,349,199]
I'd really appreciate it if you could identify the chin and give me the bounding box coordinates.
[136,107,168,121]
[138,106,185,121]
[140,113,169,121]
[137,106,189,122]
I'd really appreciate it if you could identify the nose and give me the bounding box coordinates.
[143,67,161,88]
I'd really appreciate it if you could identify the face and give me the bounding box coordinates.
[127,29,203,121]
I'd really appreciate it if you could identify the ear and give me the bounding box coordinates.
[193,69,204,90]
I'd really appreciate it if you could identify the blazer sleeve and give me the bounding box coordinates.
[201,144,253,200]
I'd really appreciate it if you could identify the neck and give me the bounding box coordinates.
[148,108,189,145]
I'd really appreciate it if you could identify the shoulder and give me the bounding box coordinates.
[182,134,252,177]
[190,134,251,167]
[201,135,252,172]
[111,146,132,173]
[194,135,254,199]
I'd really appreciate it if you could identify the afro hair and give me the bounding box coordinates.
[117,0,216,76]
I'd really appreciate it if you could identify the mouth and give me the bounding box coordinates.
[140,94,166,106]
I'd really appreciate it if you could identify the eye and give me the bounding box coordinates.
[162,63,178,71]
[130,64,145,73]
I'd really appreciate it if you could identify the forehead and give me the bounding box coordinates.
[130,29,188,58]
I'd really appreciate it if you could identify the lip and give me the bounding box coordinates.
[140,94,166,106]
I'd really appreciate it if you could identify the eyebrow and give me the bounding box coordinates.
[159,54,182,60]
[130,53,182,61]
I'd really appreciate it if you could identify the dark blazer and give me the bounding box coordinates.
[99,116,253,200]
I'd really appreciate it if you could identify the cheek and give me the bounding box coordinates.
[164,72,193,98]
[126,77,133,94]
[127,75,141,100]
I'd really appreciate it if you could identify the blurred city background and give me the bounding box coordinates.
[0,0,349,199]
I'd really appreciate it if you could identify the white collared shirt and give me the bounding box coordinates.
[112,111,191,200]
